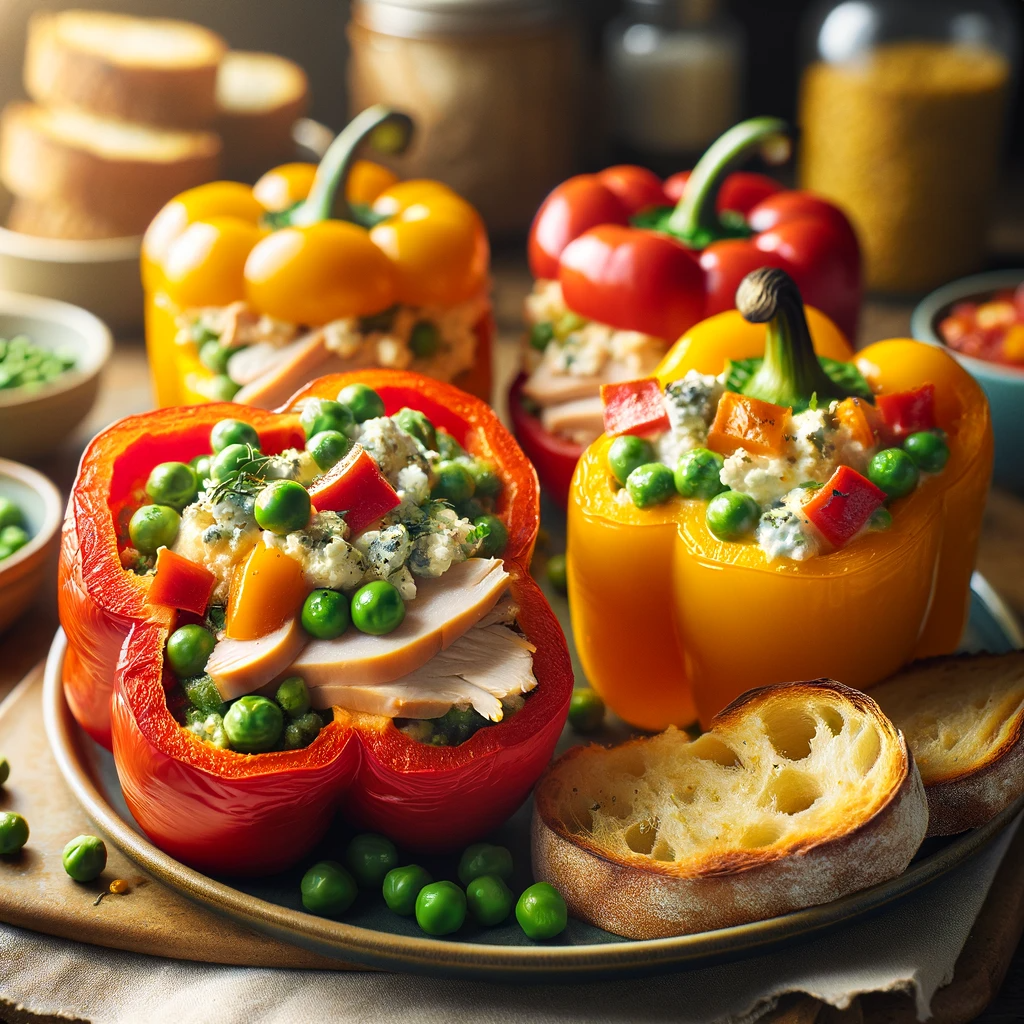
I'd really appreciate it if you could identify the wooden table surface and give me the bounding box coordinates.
[1,252,1021,1021]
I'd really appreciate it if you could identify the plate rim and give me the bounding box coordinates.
[42,581,1024,982]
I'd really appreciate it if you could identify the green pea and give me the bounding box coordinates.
[223,695,283,753]
[166,625,216,678]
[383,864,433,916]
[457,843,513,887]
[210,443,255,484]
[345,833,400,889]
[415,880,466,936]
[626,463,675,508]
[301,860,357,917]
[284,712,323,750]
[351,581,406,635]
[183,674,226,716]
[432,461,475,503]
[338,383,385,422]
[674,448,727,500]
[455,497,486,522]
[0,525,29,553]
[190,454,212,484]
[868,448,919,500]
[0,812,28,855]
[199,339,231,374]
[254,480,311,535]
[62,834,107,882]
[191,322,219,345]
[466,459,502,499]
[208,374,241,401]
[145,461,198,510]
[301,589,350,640]
[0,497,23,530]
[466,874,514,927]
[706,490,759,541]
[547,553,567,593]
[568,689,605,734]
[436,430,465,461]
[306,430,351,471]
[555,311,587,338]
[300,399,354,440]
[903,431,950,474]
[529,321,555,351]
[128,504,180,554]
[211,418,259,453]
[516,882,567,940]
[608,435,655,486]
[276,675,312,718]
[393,407,437,451]
[0,757,9,785]
[473,514,509,558]
[409,320,440,358]
[869,507,893,531]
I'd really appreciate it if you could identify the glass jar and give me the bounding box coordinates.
[347,0,582,238]
[798,0,1019,293]
[605,0,744,171]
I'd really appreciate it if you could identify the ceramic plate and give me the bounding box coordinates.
[43,572,1023,982]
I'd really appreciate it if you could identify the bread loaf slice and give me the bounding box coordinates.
[0,102,220,233]
[24,10,226,129]
[532,680,927,940]
[217,51,310,181]
[871,652,1024,837]
[6,196,153,240]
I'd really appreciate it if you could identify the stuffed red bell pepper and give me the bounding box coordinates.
[59,370,572,874]
[513,116,862,505]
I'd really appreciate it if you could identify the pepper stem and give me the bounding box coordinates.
[737,268,844,410]
[665,117,790,247]
[289,105,414,227]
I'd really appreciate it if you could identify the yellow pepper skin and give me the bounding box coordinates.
[567,307,992,731]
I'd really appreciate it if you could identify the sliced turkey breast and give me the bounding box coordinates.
[541,395,605,443]
[207,616,307,701]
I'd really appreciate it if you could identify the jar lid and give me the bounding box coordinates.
[352,0,564,38]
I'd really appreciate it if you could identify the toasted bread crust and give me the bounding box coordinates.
[532,680,929,939]
[7,196,150,240]
[25,11,225,129]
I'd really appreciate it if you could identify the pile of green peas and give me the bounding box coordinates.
[301,835,568,941]
[0,335,75,391]
[0,498,31,563]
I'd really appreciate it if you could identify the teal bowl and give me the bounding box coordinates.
[911,269,1024,493]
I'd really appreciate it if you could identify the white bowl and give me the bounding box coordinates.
[0,290,113,460]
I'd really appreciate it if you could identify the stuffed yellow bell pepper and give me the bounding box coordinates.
[143,105,492,410]
[568,267,992,730]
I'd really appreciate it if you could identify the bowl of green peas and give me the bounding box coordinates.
[0,290,112,459]
[0,457,62,633]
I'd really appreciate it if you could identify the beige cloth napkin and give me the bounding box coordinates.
[0,817,1016,1024]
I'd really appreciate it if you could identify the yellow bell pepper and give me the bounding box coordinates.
[568,269,992,730]
[142,106,491,408]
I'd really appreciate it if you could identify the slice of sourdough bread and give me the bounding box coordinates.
[217,51,310,181]
[532,680,927,940]
[871,652,1024,836]
[0,102,220,233]
[24,10,226,129]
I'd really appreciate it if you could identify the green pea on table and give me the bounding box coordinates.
[62,835,107,882]
[415,880,466,936]
[0,812,28,855]
[301,861,357,917]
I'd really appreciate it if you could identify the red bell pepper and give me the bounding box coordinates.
[308,446,400,535]
[804,466,887,549]
[600,378,670,437]
[876,384,937,438]
[148,548,216,617]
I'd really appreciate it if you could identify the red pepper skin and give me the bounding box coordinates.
[601,378,671,437]
[308,447,400,535]
[663,170,782,212]
[508,373,581,509]
[876,384,937,438]
[803,466,886,548]
[148,548,216,616]
[559,225,705,344]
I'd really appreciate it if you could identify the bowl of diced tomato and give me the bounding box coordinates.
[912,269,1024,492]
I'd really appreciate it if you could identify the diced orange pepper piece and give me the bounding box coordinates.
[835,396,879,449]
[707,392,790,457]
[226,540,309,640]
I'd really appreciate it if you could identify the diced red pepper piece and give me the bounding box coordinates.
[804,466,886,549]
[876,384,936,438]
[601,378,670,437]
[707,392,790,457]
[309,445,400,536]
[147,547,216,616]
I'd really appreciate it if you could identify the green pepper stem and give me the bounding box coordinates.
[290,105,414,227]
[665,117,790,247]
[737,268,843,410]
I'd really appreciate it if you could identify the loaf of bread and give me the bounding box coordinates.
[217,51,309,181]
[532,680,928,940]
[0,102,221,237]
[872,652,1024,836]
[24,10,226,130]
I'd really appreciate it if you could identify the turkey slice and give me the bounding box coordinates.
[207,617,307,701]
[540,395,605,443]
